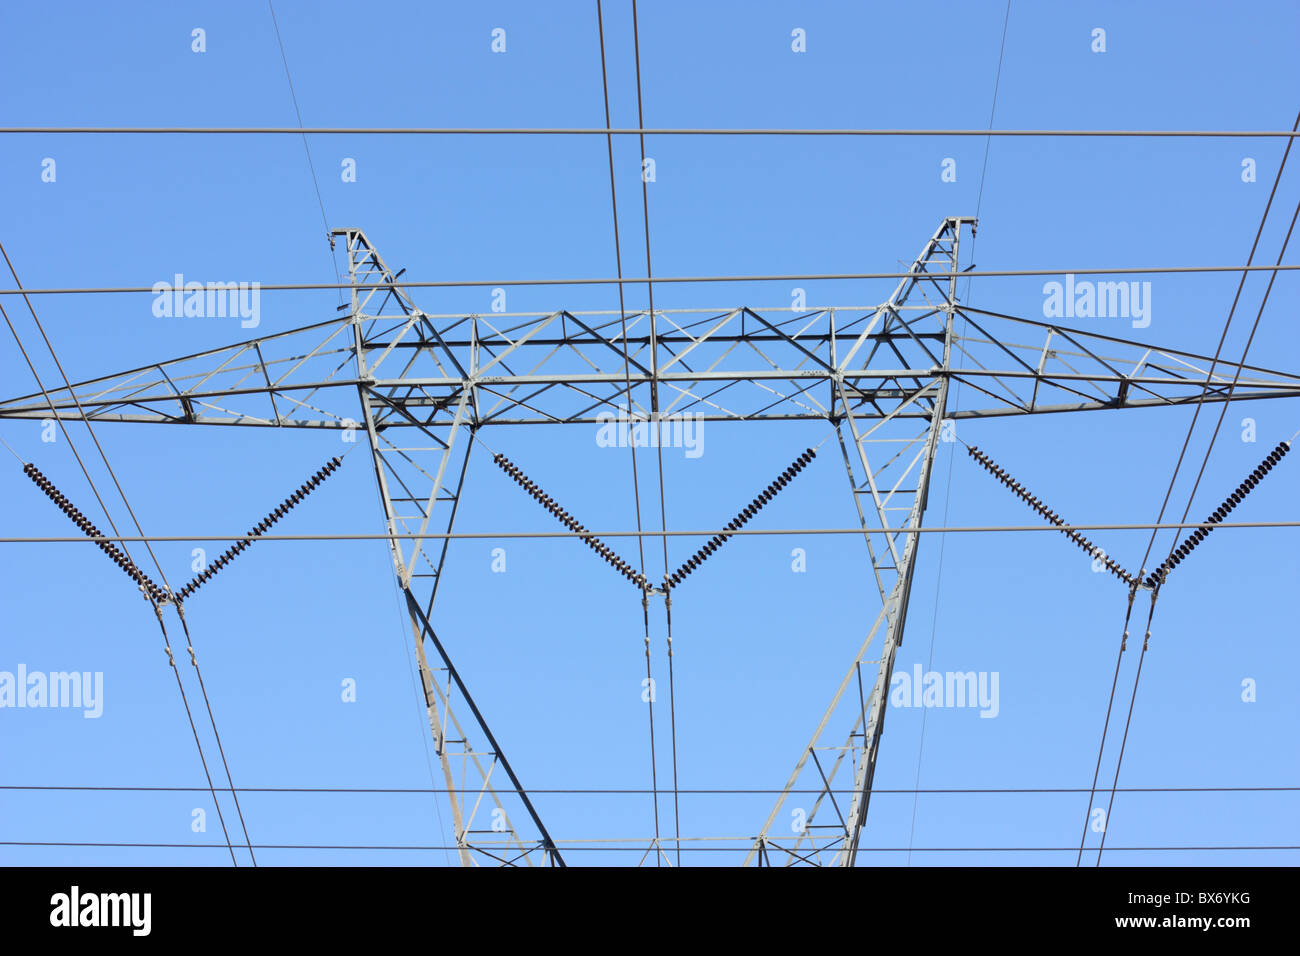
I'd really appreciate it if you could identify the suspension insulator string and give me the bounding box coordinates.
[662,448,816,590]
[492,452,651,592]
[175,456,344,602]
[22,462,167,603]
[19,463,251,865]
[22,458,242,862]
[965,445,1137,587]
[1143,439,1290,589]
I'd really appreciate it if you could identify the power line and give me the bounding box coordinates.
[1,519,1295,545]
[1098,208,1300,864]
[3,784,1295,794]
[1076,592,1140,865]
[0,242,246,866]
[1086,108,1300,868]
[595,0,662,863]
[265,0,344,312]
[1109,208,1300,856]
[1100,207,1300,869]
[3,840,1294,853]
[630,0,683,868]
[1138,110,1300,578]
[3,262,1298,296]
[4,8,1293,873]
[1168,200,1300,548]
[2,37,1289,874]
[595,0,647,581]
[4,126,1298,137]
[971,0,1013,232]
[1093,596,1160,866]
[910,0,1012,866]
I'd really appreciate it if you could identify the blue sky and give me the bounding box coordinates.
[1,0,1297,866]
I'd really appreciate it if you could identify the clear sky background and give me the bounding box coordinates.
[1,0,1297,867]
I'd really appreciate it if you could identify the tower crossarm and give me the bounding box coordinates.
[7,309,1295,429]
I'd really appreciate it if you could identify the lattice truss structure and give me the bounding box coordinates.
[4,217,1298,866]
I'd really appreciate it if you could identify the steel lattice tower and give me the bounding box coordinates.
[4,217,1298,866]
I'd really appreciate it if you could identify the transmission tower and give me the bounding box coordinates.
[4,217,1298,865]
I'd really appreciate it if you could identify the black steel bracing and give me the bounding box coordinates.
[401,588,566,867]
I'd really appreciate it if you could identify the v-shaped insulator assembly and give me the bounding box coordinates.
[493,452,651,592]
[23,462,167,604]
[966,445,1137,587]
[174,455,344,602]
[663,448,816,590]
[1143,439,1290,589]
